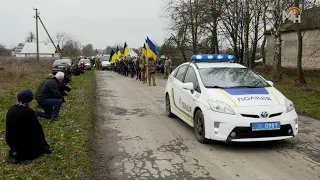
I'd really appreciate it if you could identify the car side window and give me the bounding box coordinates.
[175,65,188,82]
[184,66,201,93]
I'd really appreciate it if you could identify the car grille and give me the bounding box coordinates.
[227,124,293,141]
[241,112,283,118]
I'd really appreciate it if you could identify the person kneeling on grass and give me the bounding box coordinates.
[36,72,66,121]
[5,89,52,164]
[35,74,54,101]
[35,73,71,101]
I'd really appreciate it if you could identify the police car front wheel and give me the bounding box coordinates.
[165,94,174,118]
[194,110,208,143]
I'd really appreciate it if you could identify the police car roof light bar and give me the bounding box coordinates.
[191,54,236,62]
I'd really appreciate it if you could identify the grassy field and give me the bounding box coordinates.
[256,69,320,119]
[0,60,94,179]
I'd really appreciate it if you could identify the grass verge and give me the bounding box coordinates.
[256,71,320,119]
[0,70,95,179]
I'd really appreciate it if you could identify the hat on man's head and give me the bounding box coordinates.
[17,89,34,103]
[55,72,64,80]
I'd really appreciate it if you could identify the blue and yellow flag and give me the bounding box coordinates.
[109,49,114,61]
[142,44,147,56]
[123,42,129,58]
[116,46,122,57]
[146,37,158,60]
[110,49,117,64]
[145,39,150,57]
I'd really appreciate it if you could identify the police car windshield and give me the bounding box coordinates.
[198,67,270,88]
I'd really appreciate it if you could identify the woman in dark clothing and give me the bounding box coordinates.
[5,89,52,163]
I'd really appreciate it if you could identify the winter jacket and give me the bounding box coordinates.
[5,104,50,161]
[37,77,65,103]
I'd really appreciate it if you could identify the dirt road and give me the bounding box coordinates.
[92,71,320,180]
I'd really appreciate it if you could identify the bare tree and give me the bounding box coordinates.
[261,0,270,64]
[271,0,283,82]
[249,0,263,68]
[82,44,94,57]
[61,39,82,57]
[26,32,35,43]
[56,32,70,49]
[295,0,307,84]
[199,0,224,53]
[244,0,251,67]
[220,0,244,63]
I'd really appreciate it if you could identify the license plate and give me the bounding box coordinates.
[251,122,281,131]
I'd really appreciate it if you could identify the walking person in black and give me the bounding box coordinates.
[123,58,129,77]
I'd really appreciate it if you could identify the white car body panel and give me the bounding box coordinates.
[101,60,111,68]
[165,62,298,142]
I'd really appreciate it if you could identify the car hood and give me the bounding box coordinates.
[206,87,286,107]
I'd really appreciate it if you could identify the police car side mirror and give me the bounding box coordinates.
[266,80,274,86]
[182,82,194,91]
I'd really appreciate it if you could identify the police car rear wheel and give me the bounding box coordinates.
[194,110,208,143]
[166,94,174,118]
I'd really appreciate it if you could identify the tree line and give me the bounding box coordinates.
[162,0,320,83]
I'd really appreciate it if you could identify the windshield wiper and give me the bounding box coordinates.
[205,86,225,88]
[228,86,264,88]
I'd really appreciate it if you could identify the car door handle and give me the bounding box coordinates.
[192,99,195,101]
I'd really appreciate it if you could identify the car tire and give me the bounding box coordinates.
[165,94,174,118]
[194,110,208,143]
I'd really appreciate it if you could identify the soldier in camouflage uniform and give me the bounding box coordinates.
[140,55,147,83]
[95,56,101,70]
[147,57,156,86]
[163,56,172,79]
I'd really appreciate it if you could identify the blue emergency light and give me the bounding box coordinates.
[191,54,235,61]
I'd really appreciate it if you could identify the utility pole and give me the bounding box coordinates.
[38,16,62,58]
[33,7,39,62]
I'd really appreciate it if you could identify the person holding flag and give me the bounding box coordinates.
[146,37,158,86]
[122,42,130,77]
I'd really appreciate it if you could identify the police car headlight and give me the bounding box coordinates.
[208,100,235,115]
[285,98,294,113]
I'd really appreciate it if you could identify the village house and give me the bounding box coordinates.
[265,7,320,70]
[12,42,60,58]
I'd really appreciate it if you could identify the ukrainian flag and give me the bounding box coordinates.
[116,46,122,57]
[145,39,150,57]
[110,49,117,64]
[123,42,129,57]
[142,44,147,56]
[146,37,158,60]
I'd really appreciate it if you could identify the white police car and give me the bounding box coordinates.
[165,54,298,143]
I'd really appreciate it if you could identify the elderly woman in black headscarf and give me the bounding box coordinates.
[5,89,52,163]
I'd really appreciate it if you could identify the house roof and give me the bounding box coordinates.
[265,6,320,35]
[20,42,57,54]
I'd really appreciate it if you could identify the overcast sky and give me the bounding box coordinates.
[0,0,169,49]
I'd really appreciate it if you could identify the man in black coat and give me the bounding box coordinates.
[35,74,71,101]
[6,89,52,163]
[36,72,65,121]
[35,74,54,101]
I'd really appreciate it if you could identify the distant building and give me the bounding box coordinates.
[12,43,25,57]
[265,7,320,70]
[13,42,60,58]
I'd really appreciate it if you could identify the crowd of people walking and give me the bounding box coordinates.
[112,55,172,86]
